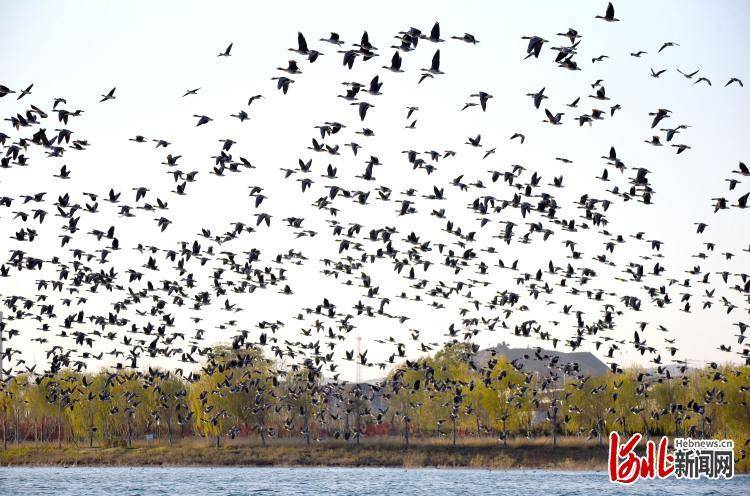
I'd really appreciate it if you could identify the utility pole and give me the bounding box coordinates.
[355,335,362,384]
[1,311,5,451]
[0,310,4,383]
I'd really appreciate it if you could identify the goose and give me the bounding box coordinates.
[382,51,404,72]
[421,22,444,43]
[229,110,250,122]
[248,94,264,106]
[421,49,444,75]
[53,165,71,180]
[725,77,743,87]
[17,83,33,100]
[192,115,212,126]
[552,41,580,62]
[340,50,359,69]
[289,32,310,55]
[595,2,619,22]
[0,84,15,97]
[320,32,344,45]
[217,42,233,57]
[556,28,581,44]
[366,75,383,95]
[451,33,478,44]
[465,134,482,147]
[99,87,116,103]
[521,35,547,59]
[588,86,609,100]
[353,31,378,51]
[271,76,294,94]
[418,73,434,84]
[544,109,564,125]
[677,68,699,79]
[658,41,679,53]
[392,33,417,52]
[352,101,374,121]
[526,87,548,109]
[337,86,360,101]
[558,57,581,71]
[649,108,671,128]
[277,60,302,74]
[660,125,688,141]
[470,91,493,111]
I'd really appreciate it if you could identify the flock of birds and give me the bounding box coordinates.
[0,3,748,444]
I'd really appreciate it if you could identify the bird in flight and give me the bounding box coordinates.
[218,42,233,57]
[100,87,117,102]
[0,5,747,456]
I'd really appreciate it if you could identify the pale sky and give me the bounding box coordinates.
[0,0,749,381]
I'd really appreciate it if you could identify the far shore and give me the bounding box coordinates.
[0,437,746,473]
[0,445,605,471]
[2,438,746,473]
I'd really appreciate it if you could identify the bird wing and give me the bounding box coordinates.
[392,51,401,68]
[298,32,308,52]
[432,49,441,71]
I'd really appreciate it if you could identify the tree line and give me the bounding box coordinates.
[1,343,748,451]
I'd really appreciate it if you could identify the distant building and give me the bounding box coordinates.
[475,342,609,427]
[475,341,609,381]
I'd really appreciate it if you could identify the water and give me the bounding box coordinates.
[0,467,747,495]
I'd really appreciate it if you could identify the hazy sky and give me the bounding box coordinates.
[1,0,749,380]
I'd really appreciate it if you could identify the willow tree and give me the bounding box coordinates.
[219,347,277,445]
[281,364,325,446]
[66,372,107,447]
[480,355,532,444]
[4,374,30,446]
[153,374,186,447]
[566,374,610,446]
[189,363,231,447]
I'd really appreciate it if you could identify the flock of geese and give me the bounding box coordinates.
[0,2,748,445]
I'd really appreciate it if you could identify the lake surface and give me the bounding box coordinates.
[0,467,747,495]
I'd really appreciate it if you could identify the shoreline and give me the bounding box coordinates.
[1,444,610,470]
[3,442,747,473]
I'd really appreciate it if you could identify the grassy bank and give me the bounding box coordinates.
[1,437,747,472]
[0,445,605,470]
